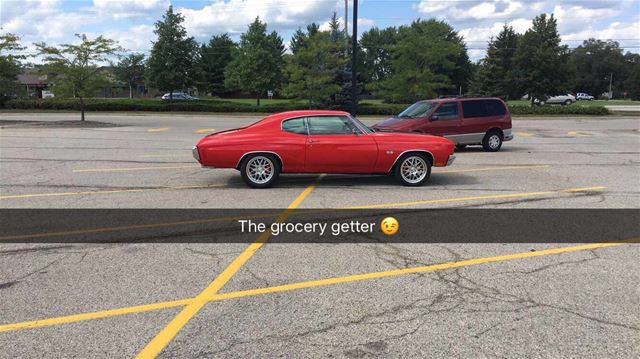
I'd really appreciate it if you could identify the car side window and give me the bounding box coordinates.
[282,117,308,135]
[307,116,357,135]
[462,100,506,118]
[432,103,459,120]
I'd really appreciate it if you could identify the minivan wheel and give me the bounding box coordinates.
[394,153,431,186]
[482,130,503,152]
[240,154,280,188]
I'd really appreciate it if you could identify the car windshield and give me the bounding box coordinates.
[349,115,373,134]
[397,101,436,119]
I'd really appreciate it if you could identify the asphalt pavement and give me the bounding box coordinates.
[0,112,638,358]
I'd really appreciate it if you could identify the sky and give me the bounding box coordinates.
[1,0,639,61]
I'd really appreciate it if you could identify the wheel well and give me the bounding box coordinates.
[236,152,283,170]
[390,151,434,173]
[486,128,504,139]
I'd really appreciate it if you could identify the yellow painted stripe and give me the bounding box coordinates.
[440,165,549,174]
[345,186,605,209]
[567,131,591,137]
[147,127,169,133]
[72,165,200,173]
[515,131,534,137]
[134,176,323,358]
[0,299,192,334]
[0,238,635,334]
[0,184,224,201]
[194,128,216,134]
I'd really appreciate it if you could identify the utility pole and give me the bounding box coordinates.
[351,0,358,115]
[344,0,348,37]
[609,73,613,100]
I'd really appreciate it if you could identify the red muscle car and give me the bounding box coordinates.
[193,110,456,188]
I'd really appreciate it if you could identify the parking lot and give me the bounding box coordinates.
[1,112,639,357]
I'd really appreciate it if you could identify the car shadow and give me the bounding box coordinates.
[220,172,480,189]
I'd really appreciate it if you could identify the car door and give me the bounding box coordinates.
[422,102,461,137]
[305,115,378,173]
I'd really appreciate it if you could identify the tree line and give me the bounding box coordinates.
[2,6,639,116]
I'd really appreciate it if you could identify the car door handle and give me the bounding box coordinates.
[308,139,318,144]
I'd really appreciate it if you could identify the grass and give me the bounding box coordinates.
[507,99,639,107]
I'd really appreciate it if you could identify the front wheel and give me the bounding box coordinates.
[482,130,503,152]
[394,153,431,186]
[240,154,280,188]
[564,99,572,105]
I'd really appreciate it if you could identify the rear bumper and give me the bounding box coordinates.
[503,129,513,142]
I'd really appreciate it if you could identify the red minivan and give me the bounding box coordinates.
[372,97,513,152]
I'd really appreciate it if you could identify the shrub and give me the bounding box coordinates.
[2,98,609,116]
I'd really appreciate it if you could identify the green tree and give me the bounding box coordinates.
[377,19,471,103]
[623,53,640,100]
[0,33,25,97]
[285,30,346,107]
[113,53,145,98]
[225,17,285,106]
[197,34,235,95]
[513,14,571,106]
[146,6,199,101]
[289,23,319,54]
[360,27,397,92]
[469,24,519,99]
[570,39,626,97]
[35,34,120,121]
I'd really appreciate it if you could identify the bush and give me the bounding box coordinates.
[507,104,609,116]
[2,98,609,116]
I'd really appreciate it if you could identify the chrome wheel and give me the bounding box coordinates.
[400,156,428,184]
[488,135,501,150]
[246,156,274,184]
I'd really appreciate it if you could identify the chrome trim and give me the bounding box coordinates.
[446,155,456,166]
[503,129,513,141]
[236,151,284,169]
[192,146,200,162]
[388,149,435,172]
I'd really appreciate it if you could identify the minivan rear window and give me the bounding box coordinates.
[462,100,506,118]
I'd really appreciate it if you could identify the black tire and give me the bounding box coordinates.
[564,99,572,105]
[239,154,280,188]
[394,153,431,186]
[455,144,467,150]
[482,130,503,152]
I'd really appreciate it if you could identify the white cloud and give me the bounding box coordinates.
[1,0,94,41]
[104,25,155,53]
[178,0,343,37]
[93,0,168,20]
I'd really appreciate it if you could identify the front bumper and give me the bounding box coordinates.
[503,129,514,142]
[446,155,456,166]
[192,146,200,162]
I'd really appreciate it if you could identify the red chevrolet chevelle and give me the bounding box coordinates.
[193,110,455,188]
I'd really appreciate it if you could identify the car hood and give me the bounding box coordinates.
[372,117,421,131]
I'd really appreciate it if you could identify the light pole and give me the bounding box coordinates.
[351,0,358,115]
[608,73,613,100]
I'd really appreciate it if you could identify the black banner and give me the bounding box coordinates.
[1,209,638,243]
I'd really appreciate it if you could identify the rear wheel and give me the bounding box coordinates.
[394,153,431,186]
[240,154,280,188]
[482,130,503,152]
[564,99,572,105]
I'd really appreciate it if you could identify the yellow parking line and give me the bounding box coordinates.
[345,186,606,209]
[72,165,200,173]
[147,128,169,133]
[515,131,534,137]
[134,176,323,358]
[1,239,635,334]
[0,184,224,201]
[194,128,216,134]
[567,131,591,137]
[440,165,549,174]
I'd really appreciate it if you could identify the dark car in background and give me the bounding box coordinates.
[372,97,513,152]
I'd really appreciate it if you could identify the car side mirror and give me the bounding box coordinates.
[430,115,439,121]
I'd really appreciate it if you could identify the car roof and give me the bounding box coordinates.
[245,110,351,130]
